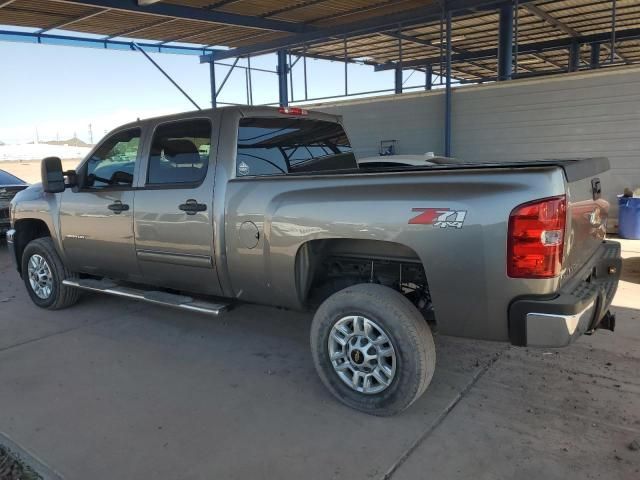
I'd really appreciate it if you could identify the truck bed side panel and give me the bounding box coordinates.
[223,167,567,342]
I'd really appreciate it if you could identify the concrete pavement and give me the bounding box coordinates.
[0,240,638,479]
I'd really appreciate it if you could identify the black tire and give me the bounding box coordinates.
[310,283,436,416]
[21,237,80,310]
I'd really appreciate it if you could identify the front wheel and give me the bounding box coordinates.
[21,237,80,310]
[310,283,436,416]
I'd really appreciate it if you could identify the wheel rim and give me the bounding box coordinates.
[328,315,397,394]
[27,254,53,300]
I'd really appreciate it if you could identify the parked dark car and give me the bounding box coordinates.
[0,169,28,236]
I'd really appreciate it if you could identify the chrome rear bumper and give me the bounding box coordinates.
[509,240,621,347]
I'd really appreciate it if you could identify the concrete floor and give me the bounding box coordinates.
[0,240,638,480]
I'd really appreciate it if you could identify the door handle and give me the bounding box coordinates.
[179,199,207,215]
[108,201,129,214]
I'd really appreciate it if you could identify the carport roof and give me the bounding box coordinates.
[0,0,638,81]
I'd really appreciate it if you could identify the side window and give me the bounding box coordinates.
[236,118,356,177]
[147,119,212,186]
[84,129,140,189]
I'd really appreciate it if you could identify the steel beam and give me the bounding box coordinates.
[522,4,579,37]
[132,42,201,110]
[203,0,538,61]
[375,27,640,71]
[0,29,214,56]
[590,42,601,69]
[395,66,403,94]
[445,10,452,158]
[277,50,289,107]
[569,40,580,72]
[498,3,514,81]
[37,8,109,33]
[210,61,217,108]
[426,64,433,90]
[52,0,306,33]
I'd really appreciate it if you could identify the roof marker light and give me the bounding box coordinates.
[278,107,308,116]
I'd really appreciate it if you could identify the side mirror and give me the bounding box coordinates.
[41,157,66,193]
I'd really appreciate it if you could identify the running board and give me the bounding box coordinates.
[62,279,230,315]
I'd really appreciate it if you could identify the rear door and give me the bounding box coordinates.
[133,117,222,296]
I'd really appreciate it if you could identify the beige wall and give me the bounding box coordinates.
[316,66,640,227]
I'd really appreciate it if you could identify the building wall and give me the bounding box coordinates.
[316,66,640,228]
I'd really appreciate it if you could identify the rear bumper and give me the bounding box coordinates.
[509,240,621,347]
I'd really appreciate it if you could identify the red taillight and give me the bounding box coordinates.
[278,106,307,116]
[507,195,566,278]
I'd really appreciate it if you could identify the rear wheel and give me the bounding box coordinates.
[21,237,80,309]
[310,283,436,416]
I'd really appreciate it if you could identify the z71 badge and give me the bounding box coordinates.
[409,208,467,229]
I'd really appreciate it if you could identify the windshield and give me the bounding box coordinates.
[236,117,357,177]
[0,169,25,185]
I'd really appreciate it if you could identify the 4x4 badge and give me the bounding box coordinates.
[409,208,467,229]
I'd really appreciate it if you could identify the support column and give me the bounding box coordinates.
[569,40,580,72]
[590,42,600,69]
[445,9,452,157]
[425,64,433,90]
[209,61,217,108]
[498,3,514,81]
[395,66,403,94]
[277,49,289,107]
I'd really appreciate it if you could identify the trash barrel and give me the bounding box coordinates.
[618,196,640,239]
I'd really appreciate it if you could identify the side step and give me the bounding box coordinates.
[62,279,230,316]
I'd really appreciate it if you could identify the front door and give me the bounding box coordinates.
[133,117,221,296]
[59,128,141,279]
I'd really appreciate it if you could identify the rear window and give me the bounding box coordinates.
[147,119,211,185]
[0,170,24,185]
[236,117,356,177]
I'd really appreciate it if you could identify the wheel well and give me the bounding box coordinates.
[296,239,434,323]
[13,219,51,273]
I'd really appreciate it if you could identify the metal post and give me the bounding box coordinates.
[277,49,289,107]
[611,0,616,63]
[395,67,403,94]
[425,64,433,90]
[445,9,452,157]
[209,60,217,108]
[513,0,519,76]
[247,55,253,104]
[288,52,294,102]
[344,37,348,96]
[395,34,403,94]
[303,46,308,101]
[590,42,600,69]
[498,3,514,81]
[569,40,580,72]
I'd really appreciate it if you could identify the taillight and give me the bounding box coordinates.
[278,106,307,116]
[507,195,566,278]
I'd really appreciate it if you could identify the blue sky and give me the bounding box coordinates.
[0,39,429,145]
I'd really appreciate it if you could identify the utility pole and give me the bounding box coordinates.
[88,123,93,144]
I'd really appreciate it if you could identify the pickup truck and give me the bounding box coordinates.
[7,106,621,416]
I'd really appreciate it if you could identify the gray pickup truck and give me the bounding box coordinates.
[7,106,621,415]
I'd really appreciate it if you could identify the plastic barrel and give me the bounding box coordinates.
[618,196,640,239]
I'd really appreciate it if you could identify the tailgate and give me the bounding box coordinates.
[561,158,611,284]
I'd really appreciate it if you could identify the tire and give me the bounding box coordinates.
[21,237,80,310]
[310,283,436,416]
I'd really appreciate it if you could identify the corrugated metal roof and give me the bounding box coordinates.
[0,0,637,81]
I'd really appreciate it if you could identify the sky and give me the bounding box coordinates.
[0,37,430,145]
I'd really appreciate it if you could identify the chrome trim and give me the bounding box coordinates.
[62,280,228,315]
[525,300,596,347]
